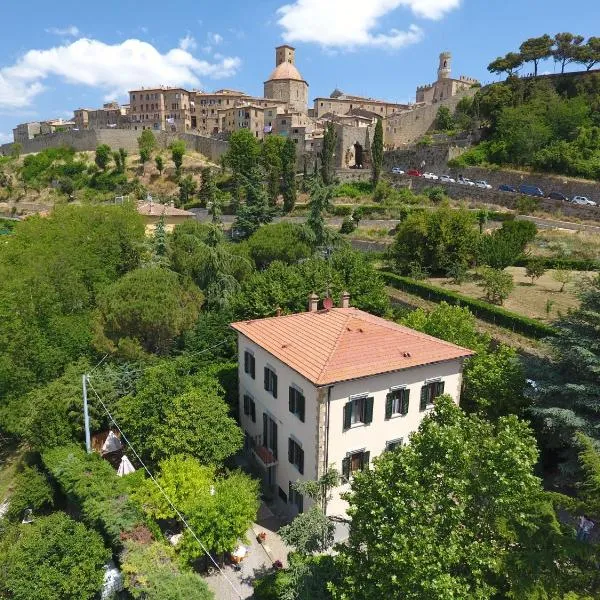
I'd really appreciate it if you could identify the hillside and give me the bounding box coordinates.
[448,71,600,180]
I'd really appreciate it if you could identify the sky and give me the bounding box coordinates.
[1,0,599,143]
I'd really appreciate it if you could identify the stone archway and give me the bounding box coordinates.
[353,142,363,168]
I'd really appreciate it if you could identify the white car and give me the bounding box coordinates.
[423,172,439,180]
[572,195,597,206]
[391,167,405,175]
[439,175,455,183]
[475,180,492,189]
[457,177,475,186]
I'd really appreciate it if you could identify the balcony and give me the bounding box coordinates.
[249,435,278,468]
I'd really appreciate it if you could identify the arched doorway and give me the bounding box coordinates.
[353,142,363,168]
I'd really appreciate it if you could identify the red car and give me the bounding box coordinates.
[407,169,422,177]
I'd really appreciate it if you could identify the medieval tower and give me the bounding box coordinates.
[264,45,309,114]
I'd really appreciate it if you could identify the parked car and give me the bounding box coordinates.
[439,175,456,183]
[458,177,475,186]
[423,172,439,180]
[391,167,405,175]
[547,191,569,202]
[498,184,517,192]
[572,195,597,206]
[475,180,492,189]
[407,169,422,177]
[519,184,545,197]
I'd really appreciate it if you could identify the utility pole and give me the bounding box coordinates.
[82,374,92,453]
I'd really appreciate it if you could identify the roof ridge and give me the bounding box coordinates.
[314,311,352,384]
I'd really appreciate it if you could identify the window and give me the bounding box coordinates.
[343,396,373,430]
[264,367,278,398]
[289,482,303,513]
[386,438,403,451]
[263,413,278,458]
[288,387,305,422]
[342,450,370,480]
[288,438,304,474]
[244,351,255,379]
[278,487,288,503]
[243,395,256,423]
[385,388,410,419]
[420,380,445,411]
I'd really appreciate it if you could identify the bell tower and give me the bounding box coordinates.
[438,51,451,80]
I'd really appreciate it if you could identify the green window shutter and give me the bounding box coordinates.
[343,402,352,431]
[243,395,249,415]
[362,451,370,470]
[244,352,249,373]
[436,381,445,398]
[273,373,278,398]
[288,438,294,464]
[401,389,410,415]
[250,355,255,378]
[299,395,305,423]
[385,393,393,420]
[342,456,350,480]
[272,421,278,459]
[264,367,269,391]
[289,387,294,414]
[364,397,374,424]
[420,385,428,411]
[251,400,256,423]
[263,412,268,444]
[298,447,304,475]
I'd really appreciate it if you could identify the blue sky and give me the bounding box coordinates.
[1,0,599,143]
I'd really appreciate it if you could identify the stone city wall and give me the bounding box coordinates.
[389,174,600,221]
[0,129,229,164]
[384,143,468,174]
[384,88,477,147]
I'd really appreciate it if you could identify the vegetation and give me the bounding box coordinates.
[478,266,515,305]
[170,140,186,176]
[245,222,312,269]
[371,118,383,186]
[0,512,110,600]
[320,122,337,185]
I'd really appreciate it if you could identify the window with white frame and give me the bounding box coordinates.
[289,386,305,422]
[420,380,445,411]
[385,388,410,419]
[243,395,256,423]
[385,438,403,451]
[288,438,304,474]
[342,449,370,481]
[343,396,373,430]
[244,350,255,379]
[264,367,278,398]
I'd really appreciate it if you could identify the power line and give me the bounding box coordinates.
[86,378,244,599]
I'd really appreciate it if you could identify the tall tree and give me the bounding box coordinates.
[553,33,585,73]
[370,118,384,186]
[531,274,600,477]
[520,35,554,76]
[233,168,274,239]
[576,36,600,71]
[178,174,197,207]
[199,167,217,208]
[94,144,112,170]
[305,178,335,248]
[225,129,261,200]
[137,129,157,158]
[487,52,524,76]
[332,396,580,600]
[262,135,285,205]
[320,122,337,185]
[170,140,186,177]
[435,105,454,131]
[281,136,298,212]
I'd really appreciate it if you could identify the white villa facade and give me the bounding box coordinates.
[231,297,473,519]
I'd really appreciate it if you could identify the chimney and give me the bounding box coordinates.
[308,293,319,313]
[341,291,350,309]
[276,307,282,317]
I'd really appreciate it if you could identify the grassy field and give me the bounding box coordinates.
[529,229,600,261]
[428,266,590,322]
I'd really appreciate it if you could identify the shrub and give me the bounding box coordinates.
[332,205,353,217]
[6,465,54,521]
[423,186,447,203]
[381,271,555,338]
[340,217,355,234]
[525,258,547,283]
[246,222,312,269]
[478,267,514,305]
[516,195,540,215]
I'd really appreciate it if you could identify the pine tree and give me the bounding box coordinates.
[371,118,384,186]
[531,275,600,478]
[320,122,337,185]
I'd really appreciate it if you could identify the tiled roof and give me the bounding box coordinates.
[267,62,305,82]
[231,308,473,386]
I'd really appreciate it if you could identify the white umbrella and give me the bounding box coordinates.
[117,455,135,477]
[102,431,123,455]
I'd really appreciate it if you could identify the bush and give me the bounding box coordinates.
[514,257,599,271]
[332,181,373,198]
[340,217,356,234]
[332,205,353,216]
[516,195,540,214]
[381,271,556,338]
[246,222,312,269]
[423,186,447,203]
[6,464,54,521]
[478,267,514,305]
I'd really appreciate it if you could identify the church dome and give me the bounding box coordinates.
[267,62,304,81]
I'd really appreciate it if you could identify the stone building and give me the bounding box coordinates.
[128,87,193,133]
[415,52,479,104]
[219,104,267,140]
[264,45,309,114]
[313,90,409,119]
[39,119,76,135]
[192,89,250,135]
[13,121,41,144]
[74,102,129,130]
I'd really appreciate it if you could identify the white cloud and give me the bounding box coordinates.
[276,0,460,48]
[207,32,223,45]
[179,34,197,51]
[0,132,12,144]
[0,38,242,109]
[45,25,80,37]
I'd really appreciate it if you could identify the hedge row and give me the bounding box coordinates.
[381,271,557,339]
[514,257,600,271]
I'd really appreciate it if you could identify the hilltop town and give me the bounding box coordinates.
[9,46,479,169]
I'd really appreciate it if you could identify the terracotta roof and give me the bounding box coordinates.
[137,202,195,217]
[231,308,473,386]
[267,62,305,82]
